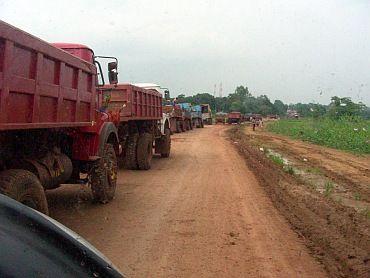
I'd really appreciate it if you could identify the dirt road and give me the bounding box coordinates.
[47,125,327,277]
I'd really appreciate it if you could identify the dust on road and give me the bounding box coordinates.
[47,125,326,277]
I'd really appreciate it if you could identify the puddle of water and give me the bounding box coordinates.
[261,147,369,214]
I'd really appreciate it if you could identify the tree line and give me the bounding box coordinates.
[176,85,369,119]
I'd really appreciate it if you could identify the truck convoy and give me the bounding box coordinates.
[0,21,120,214]
[0,20,215,214]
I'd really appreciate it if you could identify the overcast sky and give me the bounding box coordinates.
[1,0,369,105]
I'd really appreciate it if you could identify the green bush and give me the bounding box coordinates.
[267,117,370,154]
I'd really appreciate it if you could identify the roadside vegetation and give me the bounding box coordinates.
[267,117,370,154]
[266,96,370,154]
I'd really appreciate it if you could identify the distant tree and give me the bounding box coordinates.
[360,106,370,119]
[177,94,186,101]
[273,100,288,116]
[310,103,327,118]
[234,85,251,99]
[175,86,370,120]
[256,95,275,115]
[215,96,229,112]
[327,96,366,119]
[230,101,243,112]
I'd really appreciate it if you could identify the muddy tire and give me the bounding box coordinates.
[161,128,171,158]
[137,133,153,170]
[0,169,49,215]
[91,143,118,204]
[187,120,192,130]
[176,120,182,133]
[123,133,139,170]
[181,121,186,132]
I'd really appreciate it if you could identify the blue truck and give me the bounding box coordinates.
[191,105,204,128]
[178,103,193,131]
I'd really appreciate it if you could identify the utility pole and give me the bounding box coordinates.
[213,84,217,112]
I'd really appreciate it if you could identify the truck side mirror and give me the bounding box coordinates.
[108,62,118,84]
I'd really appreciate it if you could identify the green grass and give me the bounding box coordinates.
[306,167,323,175]
[266,117,370,154]
[284,165,295,175]
[324,181,334,197]
[268,154,285,166]
[354,192,362,201]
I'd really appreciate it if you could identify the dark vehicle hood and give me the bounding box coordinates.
[0,194,124,277]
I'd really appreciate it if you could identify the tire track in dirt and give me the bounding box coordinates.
[229,126,370,278]
[47,125,327,277]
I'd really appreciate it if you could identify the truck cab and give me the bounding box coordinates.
[201,104,213,125]
[52,43,118,87]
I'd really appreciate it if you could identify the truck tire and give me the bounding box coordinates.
[161,128,171,158]
[186,120,190,131]
[181,121,186,132]
[91,143,118,204]
[137,133,153,170]
[176,120,182,133]
[123,133,139,170]
[0,169,49,215]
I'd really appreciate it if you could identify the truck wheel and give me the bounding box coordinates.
[137,133,153,170]
[0,169,49,215]
[161,128,171,158]
[176,120,182,133]
[91,143,118,204]
[186,120,190,130]
[181,121,186,132]
[123,133,139,170]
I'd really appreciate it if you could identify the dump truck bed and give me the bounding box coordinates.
[163,105,183,118]
[103,84,162,121]
[0,20,97,131]
[228,112,242,119]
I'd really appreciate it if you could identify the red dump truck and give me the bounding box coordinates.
[227,111,242,124]
[0,21,120,214]
[53,46,171,171]
[99,84,171,170]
